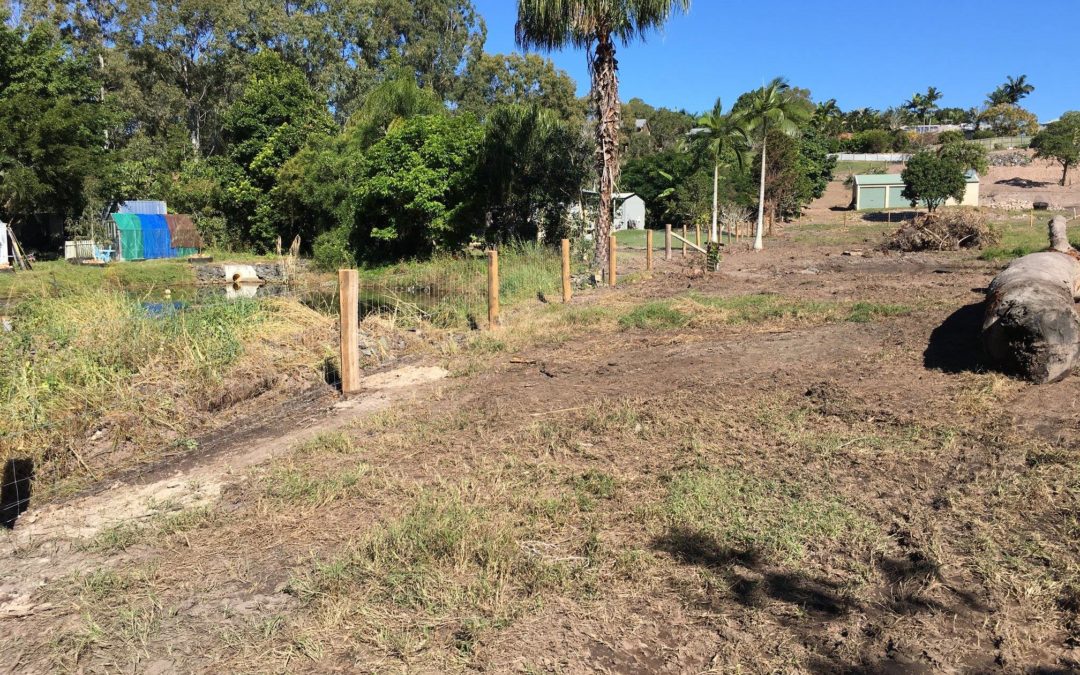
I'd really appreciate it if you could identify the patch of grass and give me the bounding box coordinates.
[356,242,561,329]
[663,467,874,563]
[0,258,197,300]
[261,462,370,506]
[286,489,578,656]
[88,505,217,553]
[294,432,355,455]
[0,291,330,493]
[846,302,913,323]
[618,301,689,330]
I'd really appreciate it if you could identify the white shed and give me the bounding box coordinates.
[613,193,646,231]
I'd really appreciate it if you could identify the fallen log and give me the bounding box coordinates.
[982,216,1080,383]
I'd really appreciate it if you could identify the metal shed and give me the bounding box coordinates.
[853,172,980,211]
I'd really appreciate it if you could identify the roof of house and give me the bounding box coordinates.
[634,118,649,130]
[853,171,978,186]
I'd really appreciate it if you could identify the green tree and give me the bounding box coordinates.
[978,103,1040,136]
[515,0,691,269]
[695,98,748,242]
[218,52,335,248]
[349,114,485,259]
[0,20,113,239]
[937,140,989,176]
[904,86,943,123]
[987,74,1034,106]
[455,53,580,121]
[476,104,590,242]
[901,151,966,212]
[740,77,810,250]
[1031,112,1080,186]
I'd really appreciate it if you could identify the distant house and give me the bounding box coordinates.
[852,172,980,211]
[574,191,647,233]
[634,118,650,134]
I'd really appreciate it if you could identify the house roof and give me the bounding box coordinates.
[634,118,648,130]
[854,171,978,187]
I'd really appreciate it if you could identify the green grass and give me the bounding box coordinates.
[979,213,1078,261]
[0,258,196,301]
[0,291,284,489]
[618,301,690,330]
[356,242,561,328]
[614,228,672,250]
[833,160,899,176]
[617,294,913,331]
[664,467,874,563]
[286,490,571,629]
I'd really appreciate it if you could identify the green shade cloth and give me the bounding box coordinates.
[112,213,143,260]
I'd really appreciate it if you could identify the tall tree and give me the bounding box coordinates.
[740,77,809,250]
[455,52,580,121]
[904,86,943,123]
[988,74,1034,106]
[1031,112,1080,186]
[695,98,747,243]
[0,20,113,237]
[476,104,590,241]
[515,0,691,269]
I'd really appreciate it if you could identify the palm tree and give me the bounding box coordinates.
[515,0,692,269]
[904,87,943,124]
[742,77,809,251]
[696,98,748,243]
[1003,74,1035,104]
[812,99,842,136]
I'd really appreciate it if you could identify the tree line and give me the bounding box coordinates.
[0,0,592,261]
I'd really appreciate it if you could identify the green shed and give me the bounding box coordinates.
[852,172,979,211]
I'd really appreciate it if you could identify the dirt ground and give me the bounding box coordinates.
[2,213,1080,672]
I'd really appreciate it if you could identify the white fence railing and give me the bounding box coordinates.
[830,153,912,162]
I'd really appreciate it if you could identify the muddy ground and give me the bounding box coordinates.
[2,217,1079,673]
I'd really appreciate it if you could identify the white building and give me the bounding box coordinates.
[574,191,647,233]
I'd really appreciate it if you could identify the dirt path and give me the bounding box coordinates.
[0,364,448,620]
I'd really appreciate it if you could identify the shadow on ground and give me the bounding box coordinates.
[995,177,1051,189]
[924,303,987,373]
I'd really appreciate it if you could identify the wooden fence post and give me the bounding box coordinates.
[608,234,617,287]
[487,249,500,327]
[561,239,572,303]
[338,269,360,395]
[681,224,688,257]
[665,224,672,260]
[695,224,701,248]
[646,230,653,271]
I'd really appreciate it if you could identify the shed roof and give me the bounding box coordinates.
[853,171,978,186]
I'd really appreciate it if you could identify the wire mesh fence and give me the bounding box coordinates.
[0,237,700,525]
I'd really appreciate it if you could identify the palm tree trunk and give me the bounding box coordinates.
[754,132,767,251]
[591,34,620,272]
[710,162,719,243]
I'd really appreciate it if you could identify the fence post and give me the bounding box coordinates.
[695,224,701,249]
[561,239,572,303]
[608,234,617,287]
[665,224,672,260]
[681,224,688,257]
[487,249,500,327]
[338,269,361,395]
[646,230,653,271]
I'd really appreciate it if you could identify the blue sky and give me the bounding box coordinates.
[473,0,1078,121]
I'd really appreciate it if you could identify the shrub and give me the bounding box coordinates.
[312,225,356,271]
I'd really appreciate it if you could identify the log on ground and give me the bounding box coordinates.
[982,216,1080,383]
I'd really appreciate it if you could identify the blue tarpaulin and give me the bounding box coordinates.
[138,214,172,259]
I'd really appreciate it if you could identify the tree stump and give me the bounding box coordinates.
[982,216,1080,383]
